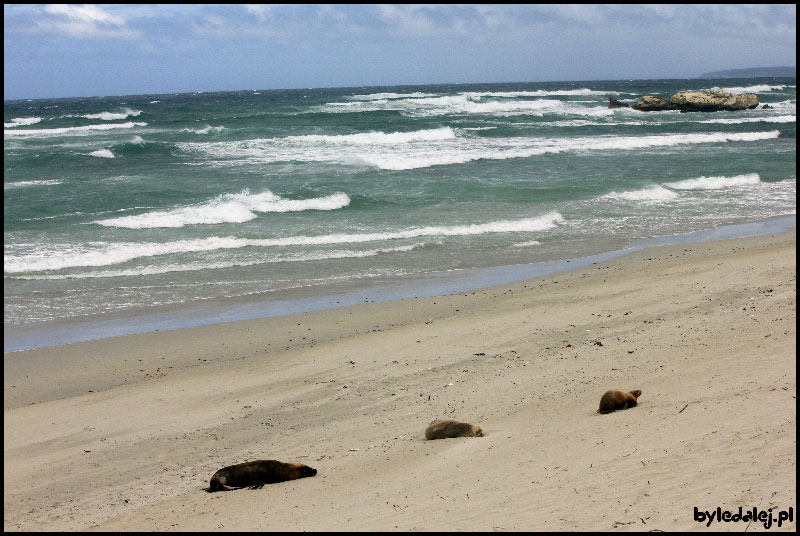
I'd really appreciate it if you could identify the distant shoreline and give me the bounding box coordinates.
[699,66,796,79]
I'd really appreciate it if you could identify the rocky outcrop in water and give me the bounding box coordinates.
[632,90,759,112]
[631,95,673,111]
[608,97,629,109]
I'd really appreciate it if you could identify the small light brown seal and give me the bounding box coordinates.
[424,419,484,440]
[205,460,317,492]
[597,390,642,414]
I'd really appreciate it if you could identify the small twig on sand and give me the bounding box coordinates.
[678,403,689,414]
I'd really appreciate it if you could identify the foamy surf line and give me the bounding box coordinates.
[4,117,42,128]
[601,174,764,202]
[358,130,783,170]
[14,243,426,280]
[4,179,64,189]
[664,173,761,190]
[4,214,794,353]
[94,190,351,229]
[4,122,148,137]
[5,212,563,273]
[183,130,782,171]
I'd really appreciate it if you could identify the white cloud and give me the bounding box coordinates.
[35,4,137,39]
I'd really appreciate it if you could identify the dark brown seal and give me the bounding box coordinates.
[205,460,317,492]
[597,390,642,414]
[424,419,483,440]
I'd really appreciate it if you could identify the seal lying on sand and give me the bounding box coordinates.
[424,419,484,440]
[206,460,317,492]
[597,390,642,414]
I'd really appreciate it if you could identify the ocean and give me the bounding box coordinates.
[4,79,796,351]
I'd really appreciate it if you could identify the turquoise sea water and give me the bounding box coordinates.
[4,79,796,350]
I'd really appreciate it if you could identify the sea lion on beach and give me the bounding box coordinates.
[424,419,484,440]
[597,390,642,414]
[205,460,317,492]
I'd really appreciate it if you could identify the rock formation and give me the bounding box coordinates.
[631,95,673,111]
[608,97,629,109]
[669,91,759,112]
[632,90,759,113]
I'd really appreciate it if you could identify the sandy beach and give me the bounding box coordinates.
[4,230,796,531]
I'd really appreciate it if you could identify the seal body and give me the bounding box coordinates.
[597,390,642,414]
[424,419,483,440]
[206,460,317,492]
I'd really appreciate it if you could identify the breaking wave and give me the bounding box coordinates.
[94,190,351,228]
[6,212,563,272]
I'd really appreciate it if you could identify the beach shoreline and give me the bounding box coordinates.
[4,228,795,531]
[4,213,796,354]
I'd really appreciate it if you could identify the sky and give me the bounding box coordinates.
[3,4,797,100]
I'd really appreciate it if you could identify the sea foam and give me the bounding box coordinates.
[289,127,456,145]
[602,185,679,202]
[94,190,351,229]
[4,122,147,137]
[4,179,64,189]
[664,173,761,190]
[4,117,42,128]
[83,108,142,120]
[17,243,426,280]
[180,130,781,172]
[700,115,796,125]
[7,212,563,272]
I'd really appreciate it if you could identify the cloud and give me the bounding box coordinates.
[33,4,138,39]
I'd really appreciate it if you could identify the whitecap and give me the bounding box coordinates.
[602,185,679,202]
[4,117,42,128]
[6,212,563,272]
[349,92,438,100]
[181,125,226,134]
[664,173,761,190]
[94,190,351,229]
[700,115,796,125]
[16,243,426,280]
[289,127,456,145]
[711,84,787,94]
[83,108,142,120]
[4,179,64,189]
[4,122,147,137]
[89,149,115,158]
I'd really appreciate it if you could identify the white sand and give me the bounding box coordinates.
[4,231,796,531]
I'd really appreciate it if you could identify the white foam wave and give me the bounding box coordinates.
[602,185,679,202]
[130,135,145,145]
[317,93,614,118]
[4,179,64,189]
[4,117,42,128]
[290,127,456,145]
[713,84,786,94]
[181,130,781,172]
[83,108,142,120]
[181,125,226,134]
[4,122,147,137]
[409,95,572,116]
[349,92,438,100]
[94,190,351,229]
[353,131,782,171]
[467,89,613,98]
[89,149,115,158]
[6,213,562,273]
[664,173,761,190]
[16,243,426,280]
[700,115,796,125]
[512,240,542,248]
